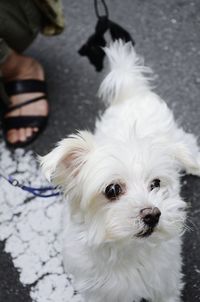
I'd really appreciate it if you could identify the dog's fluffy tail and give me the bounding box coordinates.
[98,40,153,105]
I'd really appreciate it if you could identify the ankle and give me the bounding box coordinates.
[1,51,44,81]
[1,51,22,78]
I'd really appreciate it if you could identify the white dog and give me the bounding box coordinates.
[40,40,200,302]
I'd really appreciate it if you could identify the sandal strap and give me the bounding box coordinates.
[5,95,47,113]
[4,79,47,96]
[3,116,47,130]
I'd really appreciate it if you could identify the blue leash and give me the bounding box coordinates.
[0,172,60,198]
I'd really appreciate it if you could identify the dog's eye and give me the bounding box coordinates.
[105,184,122,200]
[150,179,161,191]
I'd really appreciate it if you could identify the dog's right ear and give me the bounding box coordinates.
[39,131,94,187]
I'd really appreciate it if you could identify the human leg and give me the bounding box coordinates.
[0,0,48,147]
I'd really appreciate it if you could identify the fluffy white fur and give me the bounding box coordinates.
[40,40,200,302]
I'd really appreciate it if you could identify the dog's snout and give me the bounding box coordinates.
[140,207,161,227]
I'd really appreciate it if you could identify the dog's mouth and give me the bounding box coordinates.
[136,227,155,238]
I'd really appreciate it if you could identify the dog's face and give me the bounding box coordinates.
[41,131,186,246]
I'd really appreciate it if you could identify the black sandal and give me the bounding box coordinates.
[2,79,49,148]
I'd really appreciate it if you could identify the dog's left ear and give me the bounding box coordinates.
[39,131,94,187]
[172,133,200,176]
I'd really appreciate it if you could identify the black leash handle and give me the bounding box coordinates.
[79,0,135,71]
[94,0,109,18]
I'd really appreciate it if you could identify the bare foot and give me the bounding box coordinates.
[1,51,49,144]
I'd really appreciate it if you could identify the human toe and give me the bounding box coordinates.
[7,129,19,143]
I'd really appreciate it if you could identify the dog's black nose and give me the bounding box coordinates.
[140,207,161,227]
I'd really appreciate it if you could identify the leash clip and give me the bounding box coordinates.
[11,179,19,186]
[8,176,20,187]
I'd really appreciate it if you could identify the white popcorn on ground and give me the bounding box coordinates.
[0,142,83,302]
